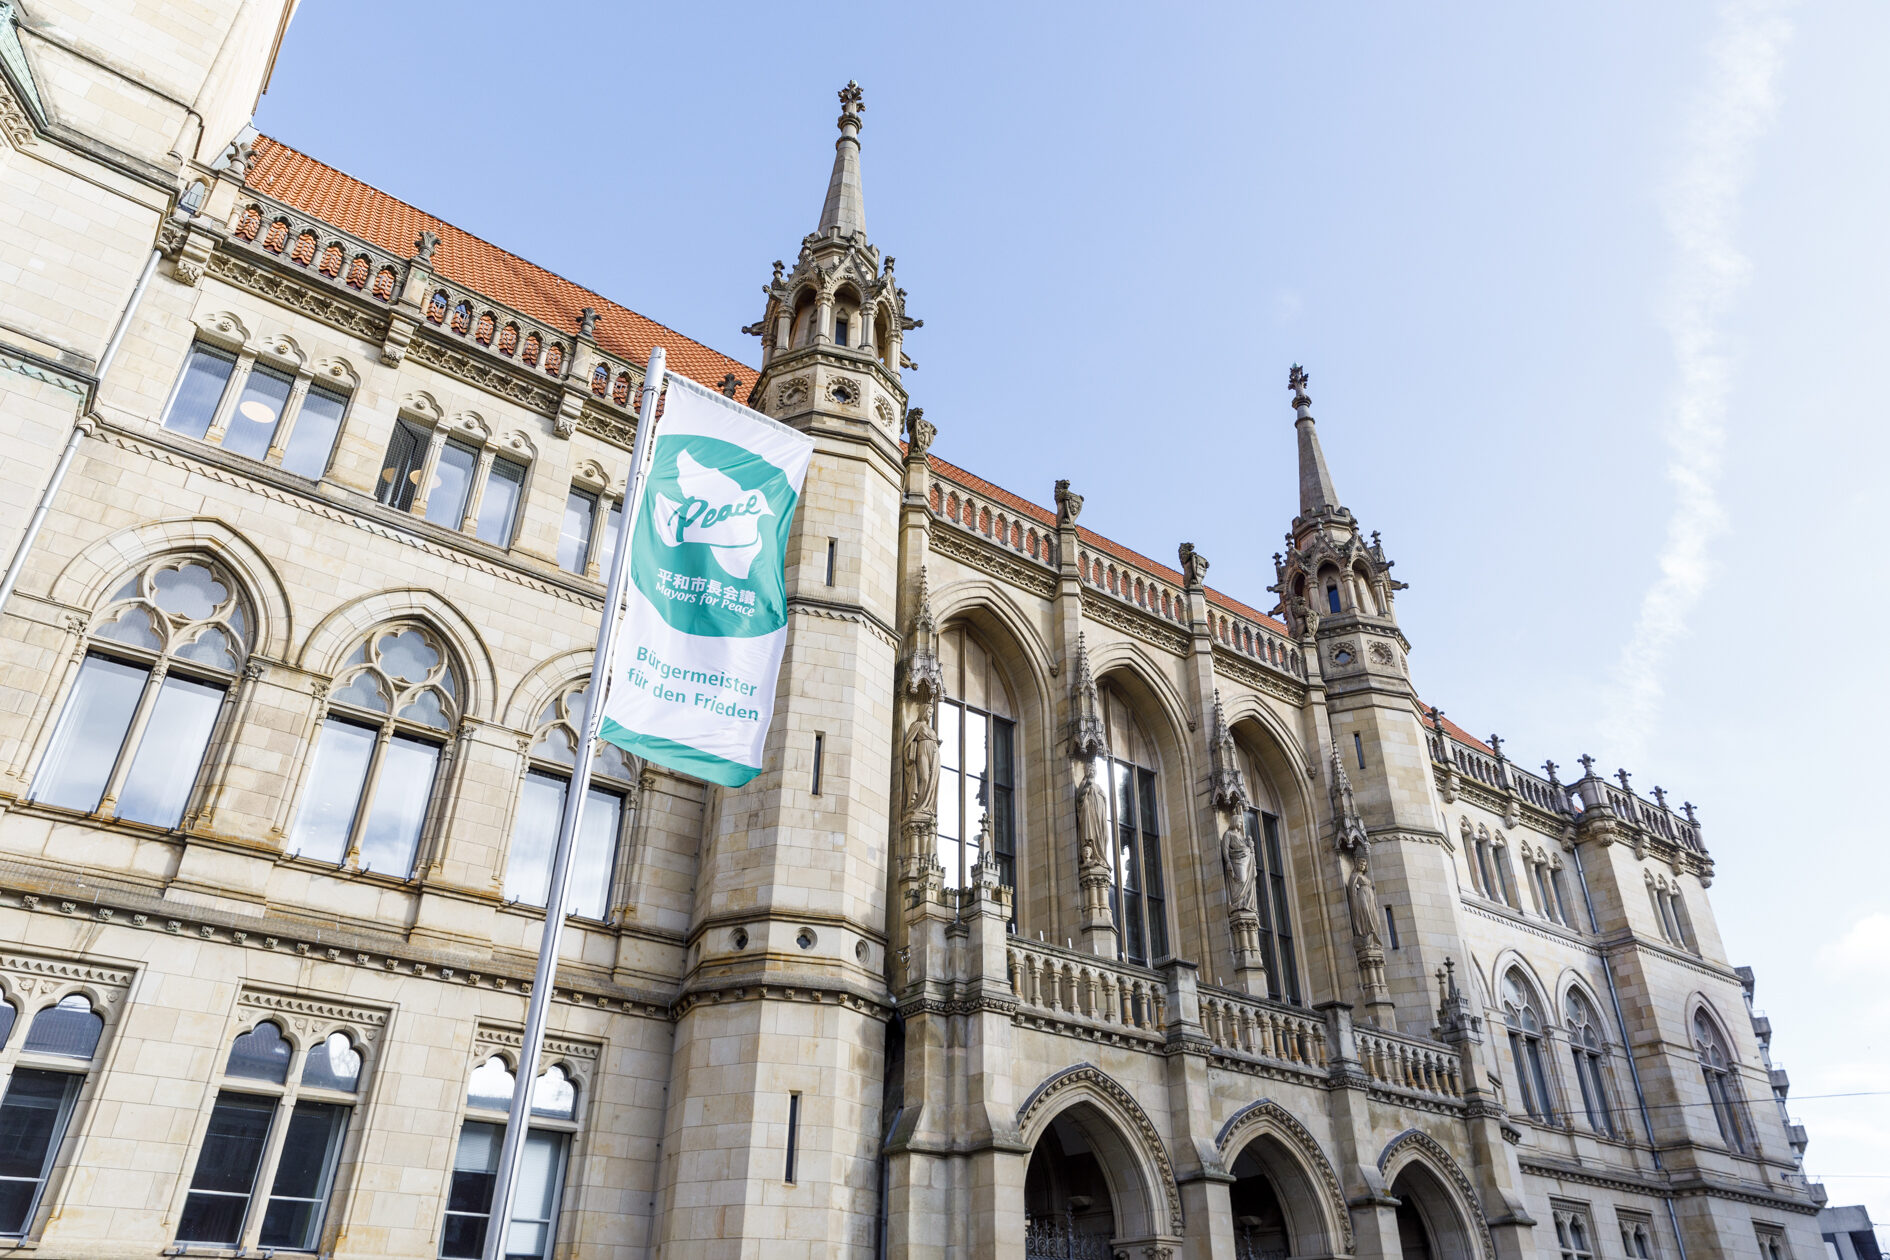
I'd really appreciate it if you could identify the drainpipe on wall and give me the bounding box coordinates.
[0,242,161,615]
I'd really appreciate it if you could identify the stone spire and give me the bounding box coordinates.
[1289,364,1341,517]
[818,81,868,238]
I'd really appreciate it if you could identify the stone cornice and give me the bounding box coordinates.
[927,524,1058,600]
[1079,589,1190,656]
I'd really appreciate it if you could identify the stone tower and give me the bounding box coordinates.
[652,81,913,1257]
[1269,366,1460,1032]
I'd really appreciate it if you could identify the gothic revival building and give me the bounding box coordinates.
[0,5,1828,1258]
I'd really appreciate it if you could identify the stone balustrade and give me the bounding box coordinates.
[1196,987,1329,1075]
[1354,1026,1463,1100]
[1007,940,1166,1041]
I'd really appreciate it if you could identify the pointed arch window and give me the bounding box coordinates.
[1564,990,1616,1136]
[0,990,115,1238]
[934,626,1017,909]
[30,558,250,829]
[1502,970,1557,1123]
[290,625,459,877]
[1242,807,1301,1004]
[177,1021,368,1250]
[442,1054,580,1259]
[1096,685,1168,966]
[1693,1010,1751,1153]
[504,680,638,921]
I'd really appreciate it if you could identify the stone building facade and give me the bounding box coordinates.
[0,6,1829,1259]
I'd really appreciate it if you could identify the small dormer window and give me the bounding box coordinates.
[835,316,850,347]
[1326,583,1342,614]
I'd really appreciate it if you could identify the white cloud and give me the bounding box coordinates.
[1602,0,1794,761]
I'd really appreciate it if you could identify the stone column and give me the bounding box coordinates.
[1317,1001,1403,1260]
[1161,960,1237,1260]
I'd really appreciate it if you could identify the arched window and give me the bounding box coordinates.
[177,1021,367,1250]
[1564,990,1615,1136]
[1238,743,1300,1004]
[1325,581,1341,615]
[504,679,637,921]
[30,558,250,829]
[1096,683,1169,966]
[0,992,110,1236]
[1488,830,1519,908]
[933,626,1017,910]
[1693,1010,1750,1153]
[1501,970,1557,1122]
[290,624,459,876]
[443,1054,580,1259]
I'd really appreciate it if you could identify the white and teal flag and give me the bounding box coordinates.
[597,373,814,787]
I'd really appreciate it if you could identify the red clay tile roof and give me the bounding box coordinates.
[245,136,758,397]
[248,136,1291,645]
[1421,707,1492,755]
[926,455,1288,634]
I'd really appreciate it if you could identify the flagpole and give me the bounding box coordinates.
[482,345,666,1260]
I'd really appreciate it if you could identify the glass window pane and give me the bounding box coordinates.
[356,735,439,877]
[31,655,148,813]
[281,385,347,479]
[596,500,624,578]
[441,1122,500,1259]
[376,421,427,511]
[0,1004,14,1050]
[937,703,960,772]
[504,772,567,907]
[258,1101,348,1250]
[177,1092,276,1243]
[475,458,525,546]
[466,1058,516,1112]
[301,1033,362,1092]
[531,1066,576,1121]
[220,365,295,460]
[557,491,596,573]
[424,441,479,527]
[23,995,101,1060]
[115,675,224,828]
[0,1069,79,1235]
[290,719,377,864]
[225,1021,291,1084]
[502,1130,568,1260]
[937,766,959,844]
[568,788,621,920]
[163,345,237,441]
[94,605,162,651]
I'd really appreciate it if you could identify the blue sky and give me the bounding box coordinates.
[258,0,1888,1218]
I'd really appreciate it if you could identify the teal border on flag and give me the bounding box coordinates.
[598,716,760,787]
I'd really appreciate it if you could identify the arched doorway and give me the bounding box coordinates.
[1229,1146,1291,1260]
[1024,1111,1115,1259]
[1387,1163,1475,1260]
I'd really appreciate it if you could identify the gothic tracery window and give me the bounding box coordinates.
[1502,969,1557,1123]
[934,626,1016,904]
[1694,1009,1751,1153]
[1239,743,1300,1004]
[1564,989,1616,1136]
[289,624,459,876]
[1095,683,1168,966]
[504,679,637,921]
[30,558,250,829]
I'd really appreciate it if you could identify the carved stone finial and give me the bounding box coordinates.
[1542,759,1559,785]
[1329,745,1367,853]
[1054,478,1083,526]
[1208,692,1247,812]
[1488,733,1504,762]
[414,231,441,264]
[1615,768,1632,793]
[1651,785,1669,810]
[1682,801,1699,825]
[901,566,943,705]
[1288,363,1309,397]
[883,255,895,274]
[577,307,599,338]
[226,140,255,181]
[772,259,785,284]
[718,373,740,398]
[1070,633,1105,759]
[1577,753,1597,777]
[838,80,865,116]
[1178,542,1209,590]
[905,407,935,457]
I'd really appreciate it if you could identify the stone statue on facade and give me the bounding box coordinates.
[1346,845,1383,949]
[1222,819,1257,914]
[1077,765,1109,869]
[902,713,939,822]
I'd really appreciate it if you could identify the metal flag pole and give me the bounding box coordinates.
[482,345,666,1260]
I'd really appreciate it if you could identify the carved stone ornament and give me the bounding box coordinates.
[1054,478,1084,526]
[1177,542,1209,590]
[1069,633,1106,759]
[1369,640,1395,666]
[1207,693,1247,811]
[777,375,811,410]
[1329,746,1368,853]
[414,230,441,264]
[900,567,944,705]
[905,406,935,457]
[1346,845,1383,949]
[1223,819,1257,914]
[901,711,940,824]
[1077,764,1110,872]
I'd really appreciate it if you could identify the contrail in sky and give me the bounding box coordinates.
[1604,0,1793,762]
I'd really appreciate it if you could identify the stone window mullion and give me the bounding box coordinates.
[583,496,612,580]
[184,660,266,835]
[233,1055,303,1253]
[342,724,397,868]
[408,428,450,518]
[203,353,257,446]
[263,375,313,466]
[95,658,171,819]
[462,448,497,534]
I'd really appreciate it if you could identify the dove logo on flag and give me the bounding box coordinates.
[653,450,777,579]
